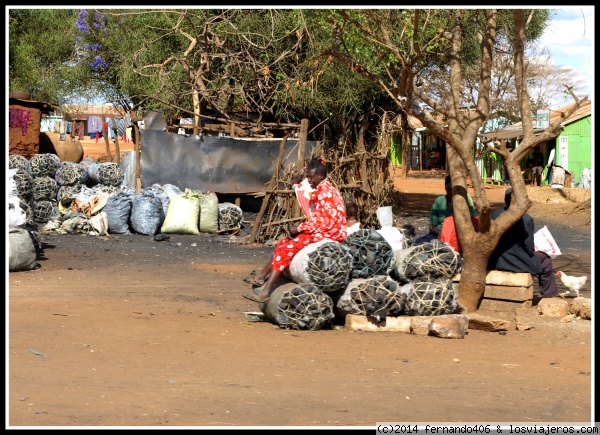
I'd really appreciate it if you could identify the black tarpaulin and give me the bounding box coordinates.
[140,130,318,194]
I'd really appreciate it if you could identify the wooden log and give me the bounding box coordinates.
[110,115,121,164]
[249,134,288,244]
[132,113,141,193]
[102,117,113,162]
[294,119,309,218]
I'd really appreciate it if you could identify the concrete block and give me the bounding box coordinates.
[344,314,412,332]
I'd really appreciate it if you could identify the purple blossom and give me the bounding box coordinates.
[91,55,109,70]
[75,9,90,33]
[84,43,90,49]
[74,36,82,43]
[91,43,103,51]
[76,19,90,34]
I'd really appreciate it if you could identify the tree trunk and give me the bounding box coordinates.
[356,118,370,192]
[401,129,410,179]
[456,244,489,312]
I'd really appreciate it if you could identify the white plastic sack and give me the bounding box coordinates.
[534,225,561,259]
[376,227,405,251]
[577,168,591,188]
[9,227,38,272]
[8,195,27,227]
[376,206,393,227]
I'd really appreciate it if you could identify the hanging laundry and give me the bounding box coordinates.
[87,115,103,134]
[9,108,31,136]
[70,121,85,140]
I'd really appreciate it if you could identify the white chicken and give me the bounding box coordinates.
[556,271,587,298]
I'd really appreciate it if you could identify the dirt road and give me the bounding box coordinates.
[7,162,593,428]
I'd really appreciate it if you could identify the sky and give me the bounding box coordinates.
[537,6,594,108]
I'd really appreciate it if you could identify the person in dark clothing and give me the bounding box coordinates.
[487,188,558,298]
[531,146,544,186]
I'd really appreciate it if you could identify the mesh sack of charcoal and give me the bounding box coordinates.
[32,176,58,202]
[11,168,34,201]
[29,153,61,178]
[392,239,462,282]
[217,202,243,233]
[9,154,31,174]
[33,200,60,224]
[93,184,121,197]
[97,162,124,187]
[342,229,394,278]
[404,274,458,316]
[286,239,354,293]
[332,275,406,322]
[259,282,335,331]
[57,185,84,206]
[55,162,88,186]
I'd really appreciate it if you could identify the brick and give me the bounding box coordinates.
[453,271,533,287]
[484,270,533,286]
[483,285,533,301]
[478,298,532,312]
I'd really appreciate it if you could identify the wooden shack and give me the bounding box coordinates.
[9,92,58,158]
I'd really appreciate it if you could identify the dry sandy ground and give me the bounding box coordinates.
[7,144,593,429]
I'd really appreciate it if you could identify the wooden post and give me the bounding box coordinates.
[293,119,309,217]
[102,116,113,162]
[249,134,289,244]
[110,115,121,164]
[230,122,236,138]
[131,111,142,193]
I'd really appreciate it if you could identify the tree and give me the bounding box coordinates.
[325,9,588,312]
[8,8,97,105]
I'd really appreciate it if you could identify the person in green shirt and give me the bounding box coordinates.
[414,174,476,245]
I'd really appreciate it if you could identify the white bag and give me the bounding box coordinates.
[534,226,561,259]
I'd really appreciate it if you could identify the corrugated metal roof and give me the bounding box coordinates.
[61,104,126,120]
[480,100,591,140]
[9,97,58,114]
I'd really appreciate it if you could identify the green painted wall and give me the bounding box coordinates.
[555,116,591,185]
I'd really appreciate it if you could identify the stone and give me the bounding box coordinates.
[569,297,592,320]
[428,315,469,339]
[410,316,432,336]
[537,298,569,317]
[467,313,512,332]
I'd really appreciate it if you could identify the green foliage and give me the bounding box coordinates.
[9,8,89,104]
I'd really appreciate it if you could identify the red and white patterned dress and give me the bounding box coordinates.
[271,179,347,272]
